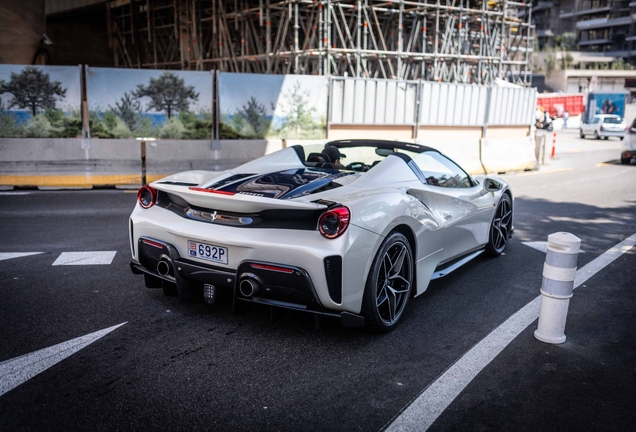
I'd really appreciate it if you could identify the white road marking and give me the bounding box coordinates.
[52,251,117,266]
[385,233,636,432]
[0,252,43,262]
[522,241,585,253]
[0,322,127,397]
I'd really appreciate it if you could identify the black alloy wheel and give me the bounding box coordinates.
[362,232,414,331]
[485,194,513,257]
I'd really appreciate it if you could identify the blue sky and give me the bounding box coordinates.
[0,65,82,111]
[86,67,213,113]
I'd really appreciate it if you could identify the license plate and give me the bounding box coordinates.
[187,240,228,265]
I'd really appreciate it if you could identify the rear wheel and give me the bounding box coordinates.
[579,129,585,139]
[362,232,414,331]
[485,194,513,257]
[621,155,631,165]
[604,136,609,140]
[594,131,600,140]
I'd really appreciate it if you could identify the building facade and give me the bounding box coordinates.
[533,0,636,58]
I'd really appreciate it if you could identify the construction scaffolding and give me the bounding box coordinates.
[107,0,534,85]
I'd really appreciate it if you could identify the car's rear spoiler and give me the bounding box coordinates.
[152,182,328,213]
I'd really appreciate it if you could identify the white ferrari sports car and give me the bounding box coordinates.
[129,139,513,330]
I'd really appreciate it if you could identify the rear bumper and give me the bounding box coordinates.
[130,203,378,313]
[599,130,626,137]
[131,237,365,328]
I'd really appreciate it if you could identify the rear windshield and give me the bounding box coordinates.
[603,117,622,124]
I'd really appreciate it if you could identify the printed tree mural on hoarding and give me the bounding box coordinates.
[110,92,141,131]
[220,79,325,139]
[88,70,211,139]
[237,96,271,138]
[0,66,81,138]
[132,72,199,118]
[275,81,324,139]
[0,66,66,115]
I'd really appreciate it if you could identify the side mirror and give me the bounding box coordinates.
[481,178,502,195]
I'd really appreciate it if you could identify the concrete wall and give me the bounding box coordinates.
[0,0,45,64]
[0,135,538,188]
[0,138,271,187]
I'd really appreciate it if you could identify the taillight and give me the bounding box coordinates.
[318,206,350,239]
[600,125,604,131]
[138,186,157,209]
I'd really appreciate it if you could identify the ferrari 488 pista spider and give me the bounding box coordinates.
[129,140,513,330]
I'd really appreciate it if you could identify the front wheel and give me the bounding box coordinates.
[594,131,600,140]
[361,232,414,331]
[485,194,513,257]
[579,129,585,139]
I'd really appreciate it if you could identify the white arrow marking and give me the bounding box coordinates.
[52,251,117,266]
[522,241,585,253]
[0,253,43,262]
[0,322,127,397]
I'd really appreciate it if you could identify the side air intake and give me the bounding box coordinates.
[324,256,343,304]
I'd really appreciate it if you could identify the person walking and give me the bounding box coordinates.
[562,110,569,129]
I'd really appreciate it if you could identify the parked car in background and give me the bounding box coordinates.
[580,114,627,140]
[622,118,636,164]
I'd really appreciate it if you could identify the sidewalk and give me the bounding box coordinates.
[536,128,623,156]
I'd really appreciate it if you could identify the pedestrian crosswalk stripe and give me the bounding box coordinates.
[52,251,117,266]
[0,252,43,262]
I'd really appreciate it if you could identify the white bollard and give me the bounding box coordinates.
[534,232,581,344]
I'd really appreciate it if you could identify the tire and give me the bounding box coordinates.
[604,136,609,140]
[621,155,630,165]
[361,232,414,331]
[485,194,513,257]
[620,136,625,141]
[579,129,585,139]
[546,123,553,132]
[594,131,600,140]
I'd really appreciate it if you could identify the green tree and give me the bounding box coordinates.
[238,96,271,138]
[179,110,212,139]
[0,98,22,137]
[132,72,199,118]
[23,114,52,137]
[544,52,556,77]
[158,116,186,139]
[0,66,67,115]
[561,53,574,70]
[110,92,141,131]
[276,81,324,139]
[560,32,577,51]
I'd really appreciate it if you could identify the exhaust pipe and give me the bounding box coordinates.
[239,278,262,298]
[157,260,173,277]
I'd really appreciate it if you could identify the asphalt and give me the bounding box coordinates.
[0,144,635,432]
